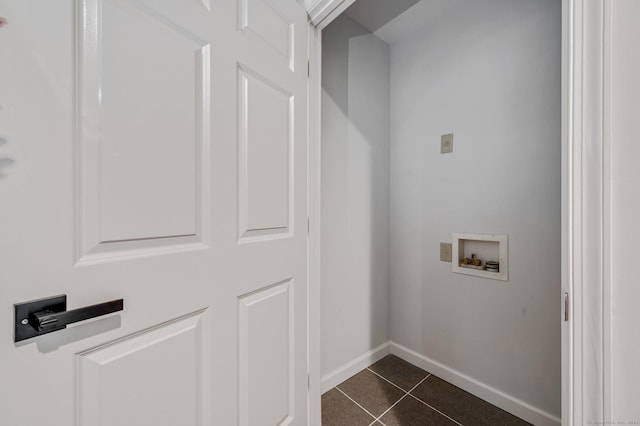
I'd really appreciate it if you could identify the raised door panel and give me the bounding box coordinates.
[76,0,211,262]
[238,66,293,241]
[238,280,294,426]
[78,312,208,426]
[239,0,294,70]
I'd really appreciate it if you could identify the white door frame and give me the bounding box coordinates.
[306,0,610,424]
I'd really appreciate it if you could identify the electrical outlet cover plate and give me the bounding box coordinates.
[441,133,453,153]
[440,242,452,262]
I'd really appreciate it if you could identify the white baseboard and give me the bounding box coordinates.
[389,342,561,426]
[320,342,390,393]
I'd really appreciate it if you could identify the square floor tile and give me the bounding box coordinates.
[337,369,405,418]
[368,355,429,391]
[411,375,531,425]
[380,395,458,426]
[321,388,375,426]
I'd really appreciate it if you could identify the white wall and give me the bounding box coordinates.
[388,0,561,418]
[321,15,390,377]
[610,0,640,419]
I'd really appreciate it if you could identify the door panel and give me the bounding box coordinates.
[238,65,293,240]
[78,311,209,426]
[0,0,308,424]
[239,0,294,69]
[239,279,294,426]
[77,0,211,260]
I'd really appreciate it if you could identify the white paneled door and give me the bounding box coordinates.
[0,0,308,424]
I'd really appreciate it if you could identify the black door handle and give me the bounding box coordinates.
[29,299,124,331]
[14,295,124,342]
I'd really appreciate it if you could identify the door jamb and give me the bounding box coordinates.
[306,0,609,424]
[306,19,323,426]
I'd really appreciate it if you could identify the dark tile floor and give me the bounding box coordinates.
[321,355,531,426]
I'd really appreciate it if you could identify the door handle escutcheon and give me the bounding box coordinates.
[14,295,124,342]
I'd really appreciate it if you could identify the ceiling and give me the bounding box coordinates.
[343,0,421,33]
[343,0,463,45]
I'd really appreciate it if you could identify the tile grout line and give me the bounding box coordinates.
[368,418,385,426]
[370,374,432,424]
[371,393,404,426]
[407,393,464,426]
[334,386,379,422]
[334,365,466,426]
[366,367,422,394]
[406,373,431,394]
[401,372,463,426]
[329,360,522,426]
[366,371,464,426]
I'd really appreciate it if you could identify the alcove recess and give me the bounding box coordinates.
[452,233,509,281]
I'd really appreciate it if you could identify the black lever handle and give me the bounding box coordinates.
[14,295,124,342]
[29,299,123,332]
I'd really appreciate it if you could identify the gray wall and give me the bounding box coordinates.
[321,15,391,377]
[388,0,561,417]
[611,0,640,418]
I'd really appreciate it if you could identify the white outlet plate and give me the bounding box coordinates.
[441,133,453,154]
